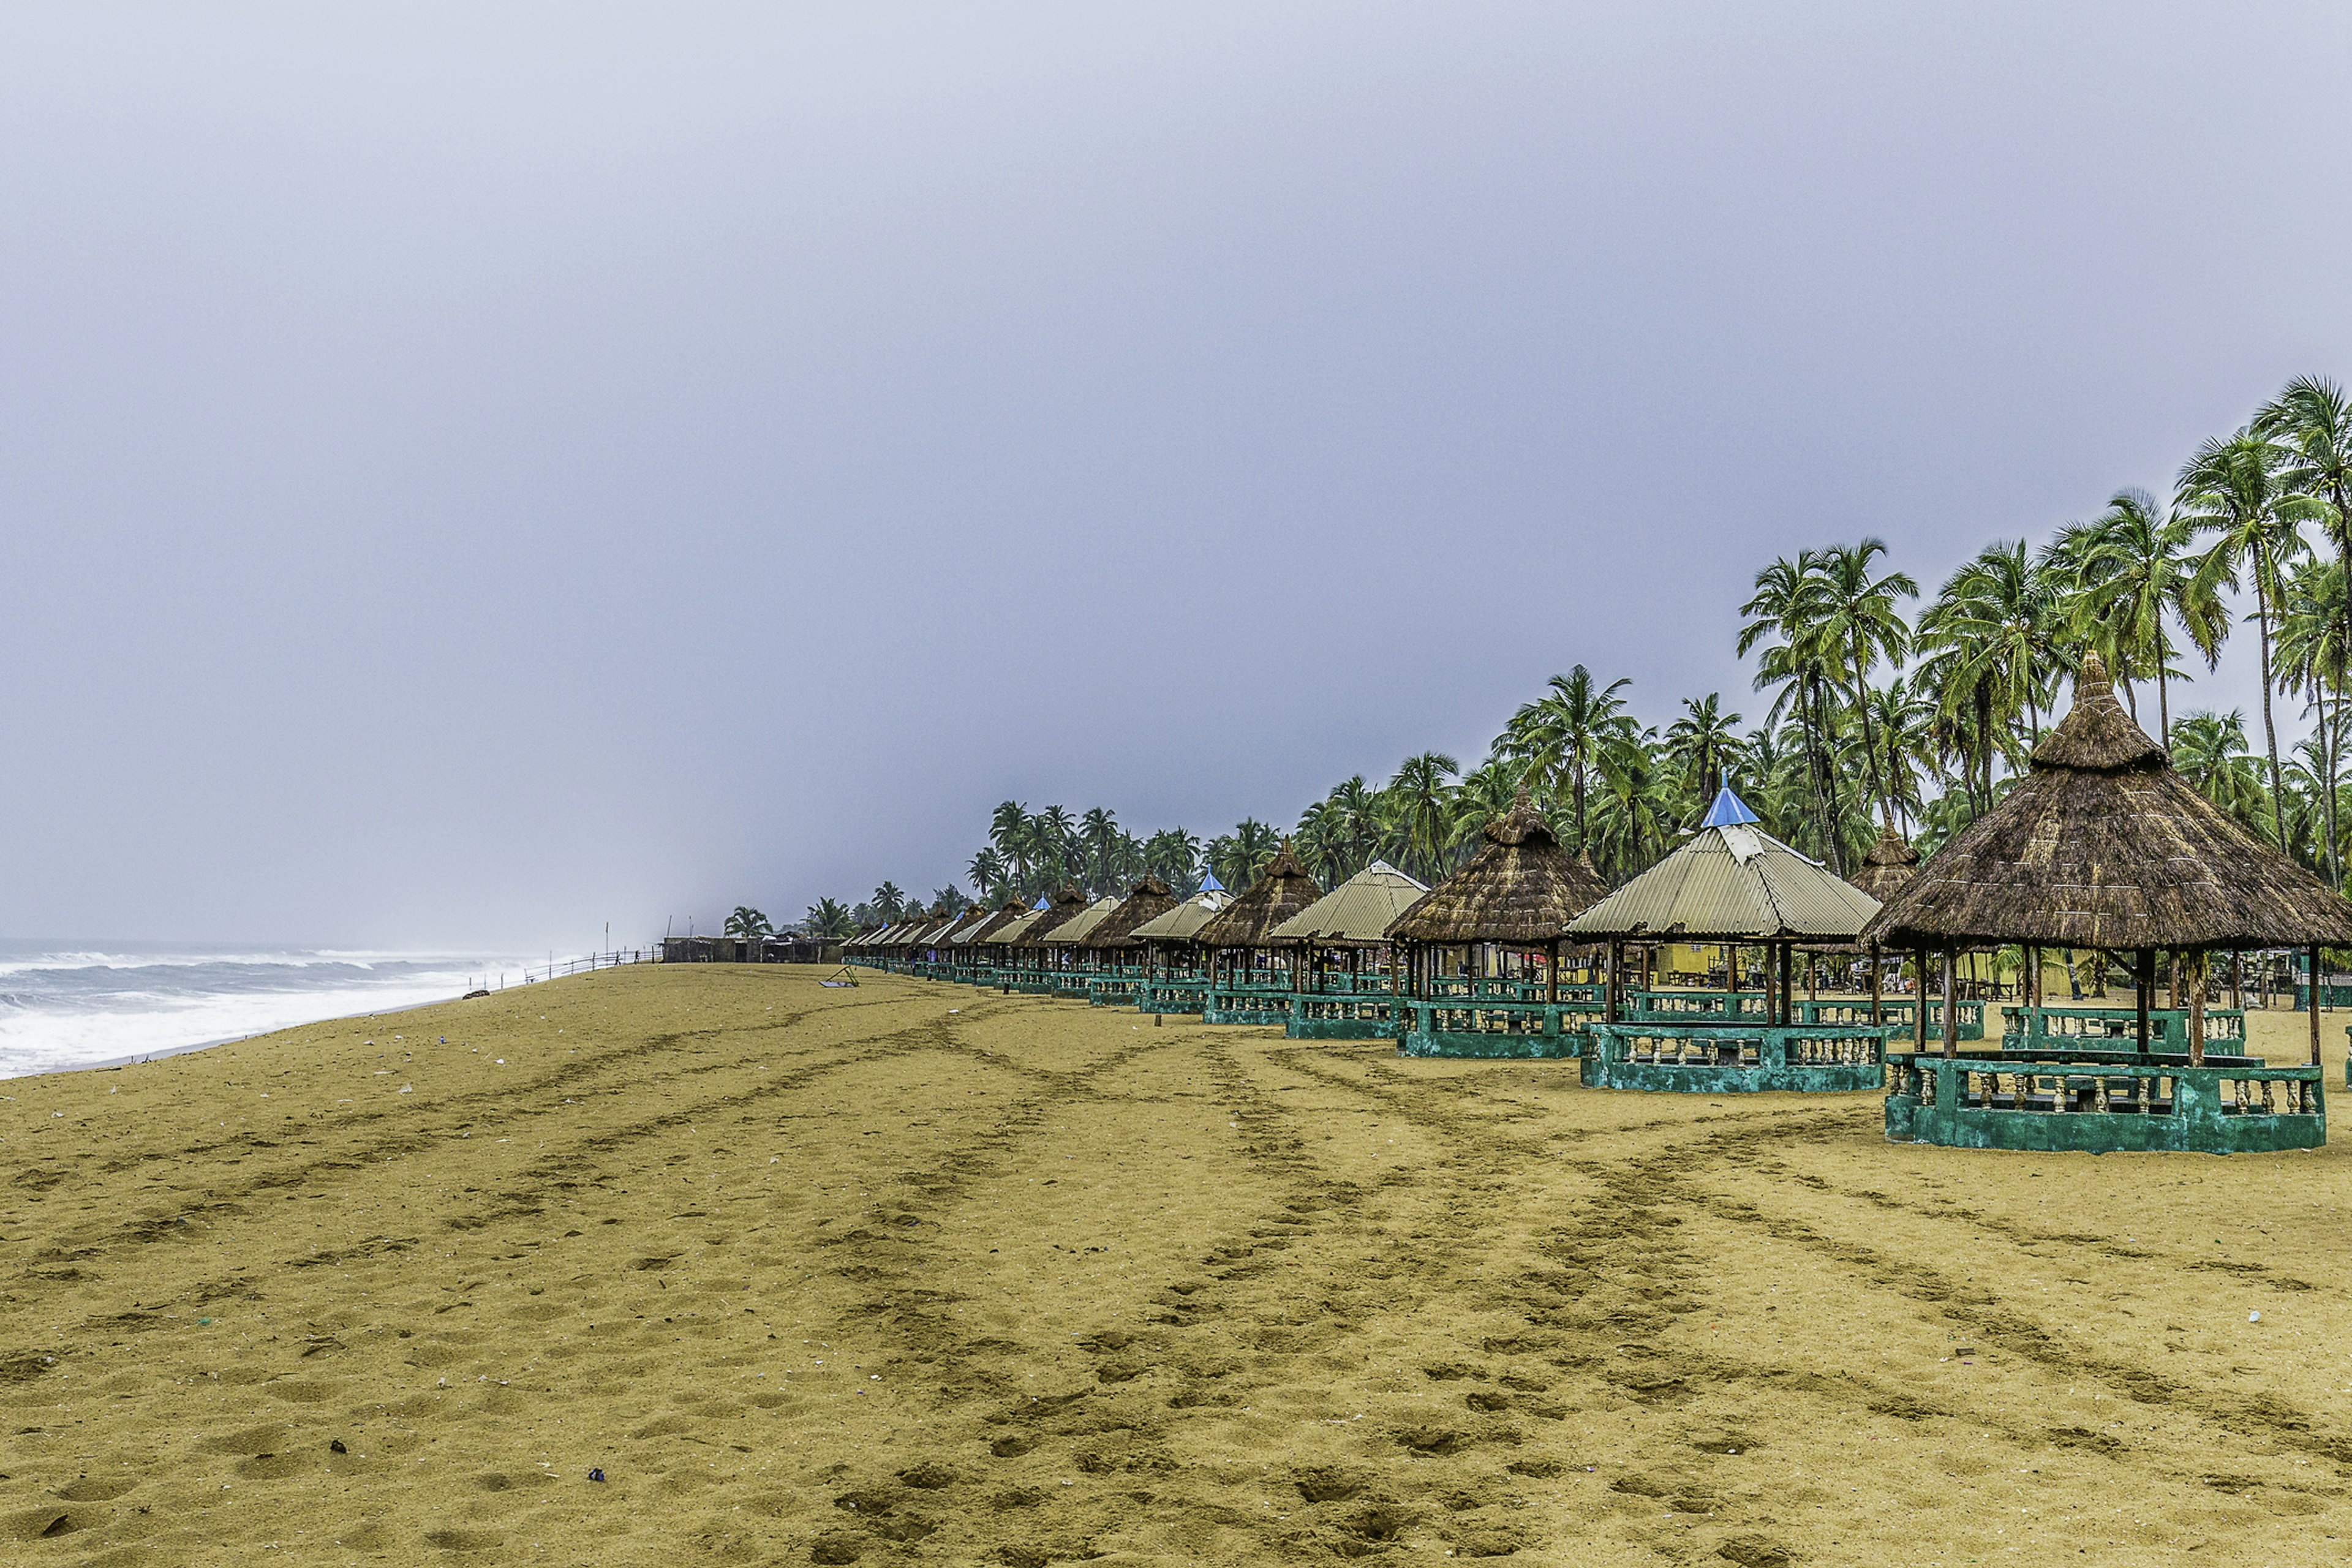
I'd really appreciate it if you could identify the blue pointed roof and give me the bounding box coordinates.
[1699,786,1760,829]
[1032,895,1050,910]
[1199,869,1224,892]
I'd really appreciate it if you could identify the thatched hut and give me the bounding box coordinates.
[1080,875,1179,954]
[1193,844,1324,1024]
[1866,652,2352,1150]
[1380,794,1610,1055]
[1850,823,1921,903]
[1865,651,2352,1058]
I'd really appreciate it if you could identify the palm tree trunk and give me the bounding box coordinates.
[2328,674,2345,889]
[1852,643,1890,825]
[2157,641,2170,749]
[2256,562,2289,852]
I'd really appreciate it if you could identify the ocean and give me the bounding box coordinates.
[0,942,544,1079]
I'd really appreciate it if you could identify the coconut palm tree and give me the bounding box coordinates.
[1329,776,1384,869]
[2277,556,2350,884]
[804,899,856,939]
[965,848,1009,900]
[1382,752,1460,883]
[1497,667,1632,852]
[1740,552,1853,870]
[1915,541,2060,819]
[2048,489,2220,740]
[1812,538,1918,824]
[1142,827,1202,893]
[2169,710,2269,831]
[1861,676,1934,831]
[725,906,772,940]
[2182,430,2328,850]
[1077,808,1121,896]
[1206,819,1280,891]
[870,882,908,922]
[1449,755,1526,858]
[2258,375,2352,669]
[1663,694,1744,808]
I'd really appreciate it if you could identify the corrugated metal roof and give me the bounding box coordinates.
[1568,823,1881,940]
[1269,861,1428,944]
[1128,889,1233,941]
[981,909,1049,945]
[1037,896,1120,945]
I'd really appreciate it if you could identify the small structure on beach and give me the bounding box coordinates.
[1076,875,1180,1005]
[1869,651,2352,1152]
[1569,786,1890,1090]
[1126,886,1234,1014]
[1193,845,1325,1025]
[1384,793,1610,1057]
[1268,861,1427,1039]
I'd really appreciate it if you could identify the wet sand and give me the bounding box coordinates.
[2,965,2348,1566]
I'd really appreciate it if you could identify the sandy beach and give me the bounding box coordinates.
[3,965,2350,1566]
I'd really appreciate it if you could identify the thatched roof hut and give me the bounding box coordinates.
[979,905,1053,948]
[1388,796,1610,944]
[1862,652,2352,952]
[1569,787,1879,941]
[1194,843,1325,949]
[1080,875,1180,950]
[1128,889,1232,944]
[1849,823,1921,903]
[952,902,1028,945]
[1013,887,1092,947]
[1271,861,1428,946]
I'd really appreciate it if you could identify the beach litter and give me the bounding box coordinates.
[588,1468,606,1482]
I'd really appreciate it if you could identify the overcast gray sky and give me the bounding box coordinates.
[4,3,2348,949]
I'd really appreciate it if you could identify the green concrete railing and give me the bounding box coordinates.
[1623,992,1984,1040]
[1287,992,1404,1039]
[1137,976,1212,1014]
[1999,1006,2244,1054]
[1421,978,1603,1005]
[1886,1052,2324,1153]
[1583,1023,1890,1092]
[1085,967,1147,1006]
[1396,998,1604,1059]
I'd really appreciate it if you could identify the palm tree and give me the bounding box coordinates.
[1329,776,1384,869]
[2050,489,2219,740]
[1079,808,1121,896]
[988,802,1032,890]
[1739,552,1850,869]
[2258,375,2352,682]
[930,886,971,916]
[1383,752,1460,883]
[2277,556,2350,884]
[966,848,1009,900]
[1032,805,1078,888]
[870,882,908,922]
[1812,538,1918,823]
[1498,667,1632,852]
[1861,676,1934,831]
[1663,694,1744,807]
[725,906,772,940]
[1915,541,2059,816]
[2182,430,2326,850]
[1207,819,1280,891]
[2169,710,2269,831]
[804,899,856,939]
[1449,756,1526,859]
[1143,827,1202,892]
[1293,798,1348,887]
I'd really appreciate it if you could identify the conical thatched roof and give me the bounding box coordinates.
[1388,796,1610,943]
[1569,788,1880,941]
[1080,874,1180,949]
[1128,889,1232,943]
[1194,843,1325,949]
[979,907,1051,947]
[1863,652,2352,951]
[1849,823,1921,903]
[1271,861,1429,946]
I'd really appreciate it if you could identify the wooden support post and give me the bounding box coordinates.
[2231,951,2244,1010]
[2187,949,2206,1067]
[1915,948,1929,1051]
[1606,940,1623,1024]
[2311,946,2324,1067]
[1868,946,1882,1025]
[2135,948,2152,1054]
[1941,946,1958,1060]
[1546,938,1559,1008]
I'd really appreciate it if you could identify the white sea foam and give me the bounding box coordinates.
[0,943,547,1079]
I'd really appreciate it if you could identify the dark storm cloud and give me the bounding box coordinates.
[1,3,2345,943]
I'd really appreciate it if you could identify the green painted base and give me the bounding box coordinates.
[1204,1006,1290,1027]
[1585,1059,1880,1093]
[1287,1017,1398,1040]
[1398,1030,1581,1059]
[1887,1054,2324,1153]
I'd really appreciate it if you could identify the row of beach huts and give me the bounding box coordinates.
[846,655,2348,1156]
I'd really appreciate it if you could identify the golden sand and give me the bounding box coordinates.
[2,966,2349,1566]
